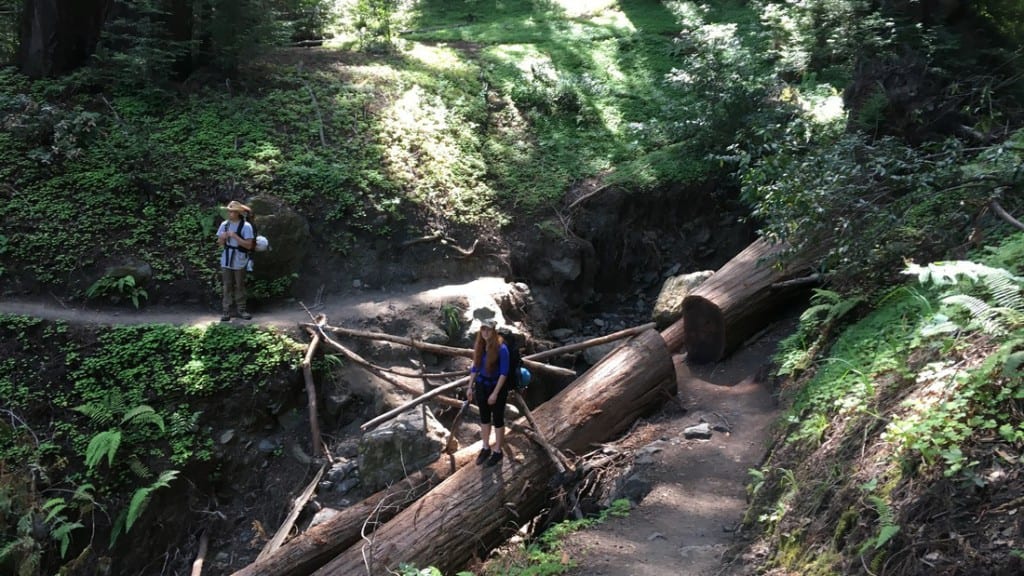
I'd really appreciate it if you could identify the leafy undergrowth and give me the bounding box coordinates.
[0,0,847,301]
[728,232,1024,576]
[0,317,306,575]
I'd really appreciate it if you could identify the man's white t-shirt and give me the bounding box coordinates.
[217,220,254,270]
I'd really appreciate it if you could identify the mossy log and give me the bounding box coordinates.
[661,238,821,362]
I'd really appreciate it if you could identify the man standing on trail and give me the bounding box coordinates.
[216,200,255,322]
[467,318,510,467]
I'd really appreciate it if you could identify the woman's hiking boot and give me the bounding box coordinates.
[475,448,491,465]
[485,451,503,467]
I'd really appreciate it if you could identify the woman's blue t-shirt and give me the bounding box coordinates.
[476,343,510,383]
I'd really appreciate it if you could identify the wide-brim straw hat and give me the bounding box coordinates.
[222,200,251,214]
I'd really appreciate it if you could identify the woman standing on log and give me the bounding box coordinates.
[467,318,510,467]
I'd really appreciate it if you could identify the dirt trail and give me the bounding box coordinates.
[562,322,787,576]
[0,276,512,332]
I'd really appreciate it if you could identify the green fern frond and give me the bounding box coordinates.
[72,483,95,503]
[84,430,122,471]
[126,470,179,532]
[127,456,151,479]
[1004,351,1024,379]
[42,498,68,522]
[121,405,165,432]
[51,522,83,558]
[867,495,894,525]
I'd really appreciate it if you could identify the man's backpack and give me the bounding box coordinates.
[501,330,531,392]
[234,214,269,272]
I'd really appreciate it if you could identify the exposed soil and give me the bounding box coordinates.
[557,320,790,576]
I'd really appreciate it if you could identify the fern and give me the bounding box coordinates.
[863,495,900,551]
[51,521,83,558]
[84,430,122,470]
[120,405,165,432]
[126,469,178,532]
[906,260,1024,335]
[1004,350,1024,378]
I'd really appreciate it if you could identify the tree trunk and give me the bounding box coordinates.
[663,238,821,362]
[231,448,479,576]
[17,0,111,78]
[311,329,676,575]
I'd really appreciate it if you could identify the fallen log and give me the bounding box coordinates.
[231,447,478,576]
[312,328,676,575]
[662,238,821,362]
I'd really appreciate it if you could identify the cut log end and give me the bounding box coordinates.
[681,295,725,364]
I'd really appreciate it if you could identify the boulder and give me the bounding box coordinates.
[246,196,311,282]
[652,270,715,328]
[102,259,153,285]
[357,408,448,492]
[338,365,413,415]
[583,341,620,366]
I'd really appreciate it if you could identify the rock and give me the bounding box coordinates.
[246,196,311,283]
[683,422,713,440]
[548,256,582,281]
[352,279,362,288]
[621,474,651,502]
[593,318,605,327]
[335,477,360,495]
[339,364,412,414]
[651,270,715,328]
[257,438,279,453]
[357,408,448,492]
[309,507,342,529]
[218,429,236,444]
[550,328,574,340]
[102,260,152,285]
[323,384,355,417]
[648,532,666,541]
[583,342,620,366]
[288,442,312,465]
[276,408,304,430]
[327,458,358,483]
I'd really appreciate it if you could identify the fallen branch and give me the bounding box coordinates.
[313,325,519,423]
[256,464,326,562]
[401,232,443,247]
[307,322,576,379]
[300,331,324,456]
[992,199,1024,232]
[190,530,209,576]
[360,377,470,431]
[444,237,478,257]
[512,393,574,476]
[526,323,656,362]
[401,232,479,256]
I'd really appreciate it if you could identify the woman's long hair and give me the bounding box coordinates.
[473,330,504,374]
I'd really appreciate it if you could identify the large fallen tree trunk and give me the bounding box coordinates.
[232,448,478,576]
[311,328,676,575]
[661,237,821,362]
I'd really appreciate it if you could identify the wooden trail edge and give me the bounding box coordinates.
[300,332,323,456]
[306,322,576,379]
[313,328,676,575]
[661,238,821,362]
